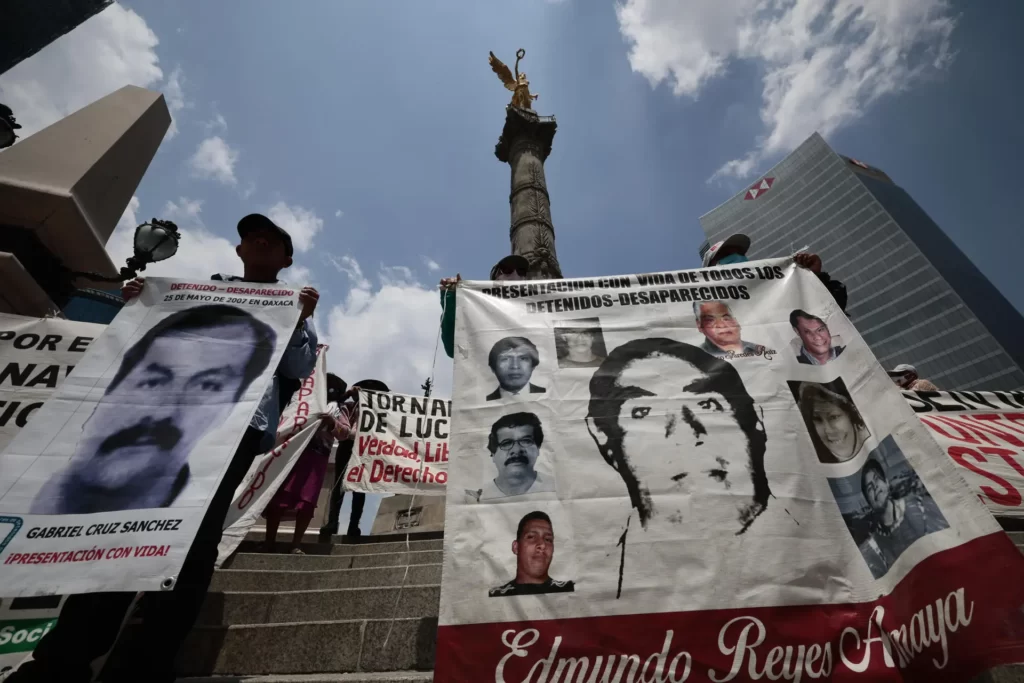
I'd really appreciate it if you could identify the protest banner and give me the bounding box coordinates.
[905,389,1024,520]
[0,278,302,596]
[216,345,330,565]
[435,259,1024,682]
[0,314,104,453]
[344,389,450,495]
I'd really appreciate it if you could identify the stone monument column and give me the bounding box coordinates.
[495,106,562,280]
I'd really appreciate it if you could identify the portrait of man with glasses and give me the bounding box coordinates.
[478,411,555,501]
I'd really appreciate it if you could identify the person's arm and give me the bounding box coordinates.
[440,289,456,359]
[816,272,848,313]
[278,318,318,379]
[333,401,357,441]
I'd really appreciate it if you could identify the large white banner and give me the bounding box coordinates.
[344,389,450,495]
[905,390,1024,520]
[216,345,330,565]
[0,314,105,453]
[436,259,1024,682]
[0,278,301,596]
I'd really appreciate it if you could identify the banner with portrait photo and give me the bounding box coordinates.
[344,389,450,495]
[436,259,1024,682]
[0,314,105,453]
[0,278,301,596]
[216,345,331,566]
[904,389,1024,520]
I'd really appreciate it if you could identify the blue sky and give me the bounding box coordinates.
[2,0,1021,532]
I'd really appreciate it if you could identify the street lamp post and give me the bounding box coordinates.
[68,218,180,283]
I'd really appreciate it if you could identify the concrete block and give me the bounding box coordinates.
[177,672,433,682]
[210,564,443,593]
[228,551,442,572]
[359,618,438,673]
[197,585,440,626]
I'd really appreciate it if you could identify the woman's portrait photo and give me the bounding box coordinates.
[553,318,608,369]
[789,378,870,464]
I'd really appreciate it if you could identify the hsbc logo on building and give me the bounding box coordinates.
[744,177,775,200]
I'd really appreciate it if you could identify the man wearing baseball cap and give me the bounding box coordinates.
[438,254,531,359]
[888,364,939,391]
[702,234,848,313]
[14,214,320,683]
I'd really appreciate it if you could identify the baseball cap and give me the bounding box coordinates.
[354,379,390,392]
[490,254,530,280]
[889,364,916,375]
[237,214,294,257]
[702,233,751,267]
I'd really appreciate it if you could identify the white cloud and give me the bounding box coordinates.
[324,255,452,397]
[202,112,227,134]
[617,0,958,179]
[188,136,239,186]
[107,196,241,280]
[162,66,188,139]
[334,210,343,218]
[0,5,187,141]
[266,202,323,253]
[421,256,441,272]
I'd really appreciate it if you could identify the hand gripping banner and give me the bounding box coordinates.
[435,259,1024,682]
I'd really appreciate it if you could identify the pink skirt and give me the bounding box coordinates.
[264,443,331,517]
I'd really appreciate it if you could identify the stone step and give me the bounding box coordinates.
[1006,531,1024,546]
[175,617,438,677]
[226,550,442,571]
[198,585,440,626]
[985,665,1024,682]
[211,563,443,593]
[232,539,443,557]
[179,673,432,682]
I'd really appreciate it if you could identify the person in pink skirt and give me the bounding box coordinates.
[263,373,353,553]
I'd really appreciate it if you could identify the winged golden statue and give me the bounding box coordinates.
[489,48,539,110]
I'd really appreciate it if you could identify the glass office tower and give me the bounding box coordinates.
[700,133,1024,390]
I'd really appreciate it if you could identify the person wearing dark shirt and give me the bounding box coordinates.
[702,233,848,312]
[489,511,574,597]
[10,214,319,683]
[439,254,530,359]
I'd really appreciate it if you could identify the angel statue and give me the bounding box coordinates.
[489,48,539,110]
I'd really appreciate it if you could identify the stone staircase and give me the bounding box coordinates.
[136,527,1024,682]
[174,530,442,683]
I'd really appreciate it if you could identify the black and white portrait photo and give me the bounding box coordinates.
[474,412,555,501]
[486,336,546,401]
[585,338,770,537]
[828,436,949,579]
[694,301,767,359]
[790,310,845,366]
[30,305,277,514]
[489,510,575,597]
[789,379,870,464]
[553,318,608,369]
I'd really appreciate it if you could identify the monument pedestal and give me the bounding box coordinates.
[495,106,562,279]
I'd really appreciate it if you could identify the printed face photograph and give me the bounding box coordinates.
[486,336,545,401]
[29,305,277,515]
[694,301,764,358]
[476,412,556,501]
[553,318,608,369]
[827,436,949,579]
[489,510,575,597]
[790,309,844,366]
[585,338,770,536]
[788,379,870,464]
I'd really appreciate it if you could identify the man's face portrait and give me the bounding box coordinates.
[513,517,554,582]
[488,337,540,394]
[491,424,540,490]
[46,305,277,512]
[863,466,890,514]
[587,338,769,535]
[796,317,832,357]
[697,302,741,349]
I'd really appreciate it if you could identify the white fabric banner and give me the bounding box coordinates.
[0,314,105,454]
[0,278,301,596]
[435,259,1024,682]
[344,389,450,495]
[905,389,1024,519]
[216,345,330,566]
